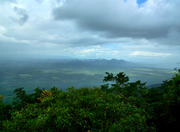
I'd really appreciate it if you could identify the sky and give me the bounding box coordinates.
[0,0,180,68]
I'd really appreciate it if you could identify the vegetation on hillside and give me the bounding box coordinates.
[0,69,180,131]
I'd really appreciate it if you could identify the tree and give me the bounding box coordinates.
[13,88,43,110]
[2,87,152,131]
[101,72,147,98]
[145,69,180,131]
[0,95,11,129]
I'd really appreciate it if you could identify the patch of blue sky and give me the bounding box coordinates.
[137,0,148,6]
[123,0,147,7]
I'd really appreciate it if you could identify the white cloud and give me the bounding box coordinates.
[130,51,172,57]
[0,0,179,67]
[0,26,6,34]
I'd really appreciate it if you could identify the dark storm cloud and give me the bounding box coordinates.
[53,0,180,41]
[13,7,29,25]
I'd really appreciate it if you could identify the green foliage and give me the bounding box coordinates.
[2,87,151,131]
[0,95,3,101]
[1,70,180,131]
[0,95,11,129]
[13,88,43,110]
[101,72,148,109]
[101,72,147,96]
[147,69,180,131]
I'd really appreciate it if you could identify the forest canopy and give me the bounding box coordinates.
[0,69,180,131]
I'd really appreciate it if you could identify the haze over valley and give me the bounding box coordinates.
[0,59,174,103]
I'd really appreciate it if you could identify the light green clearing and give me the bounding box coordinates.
[19,74,32,78]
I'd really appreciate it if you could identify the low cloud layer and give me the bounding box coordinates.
[130,51,171,57]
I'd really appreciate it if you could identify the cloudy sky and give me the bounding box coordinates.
[0,0,180,67]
